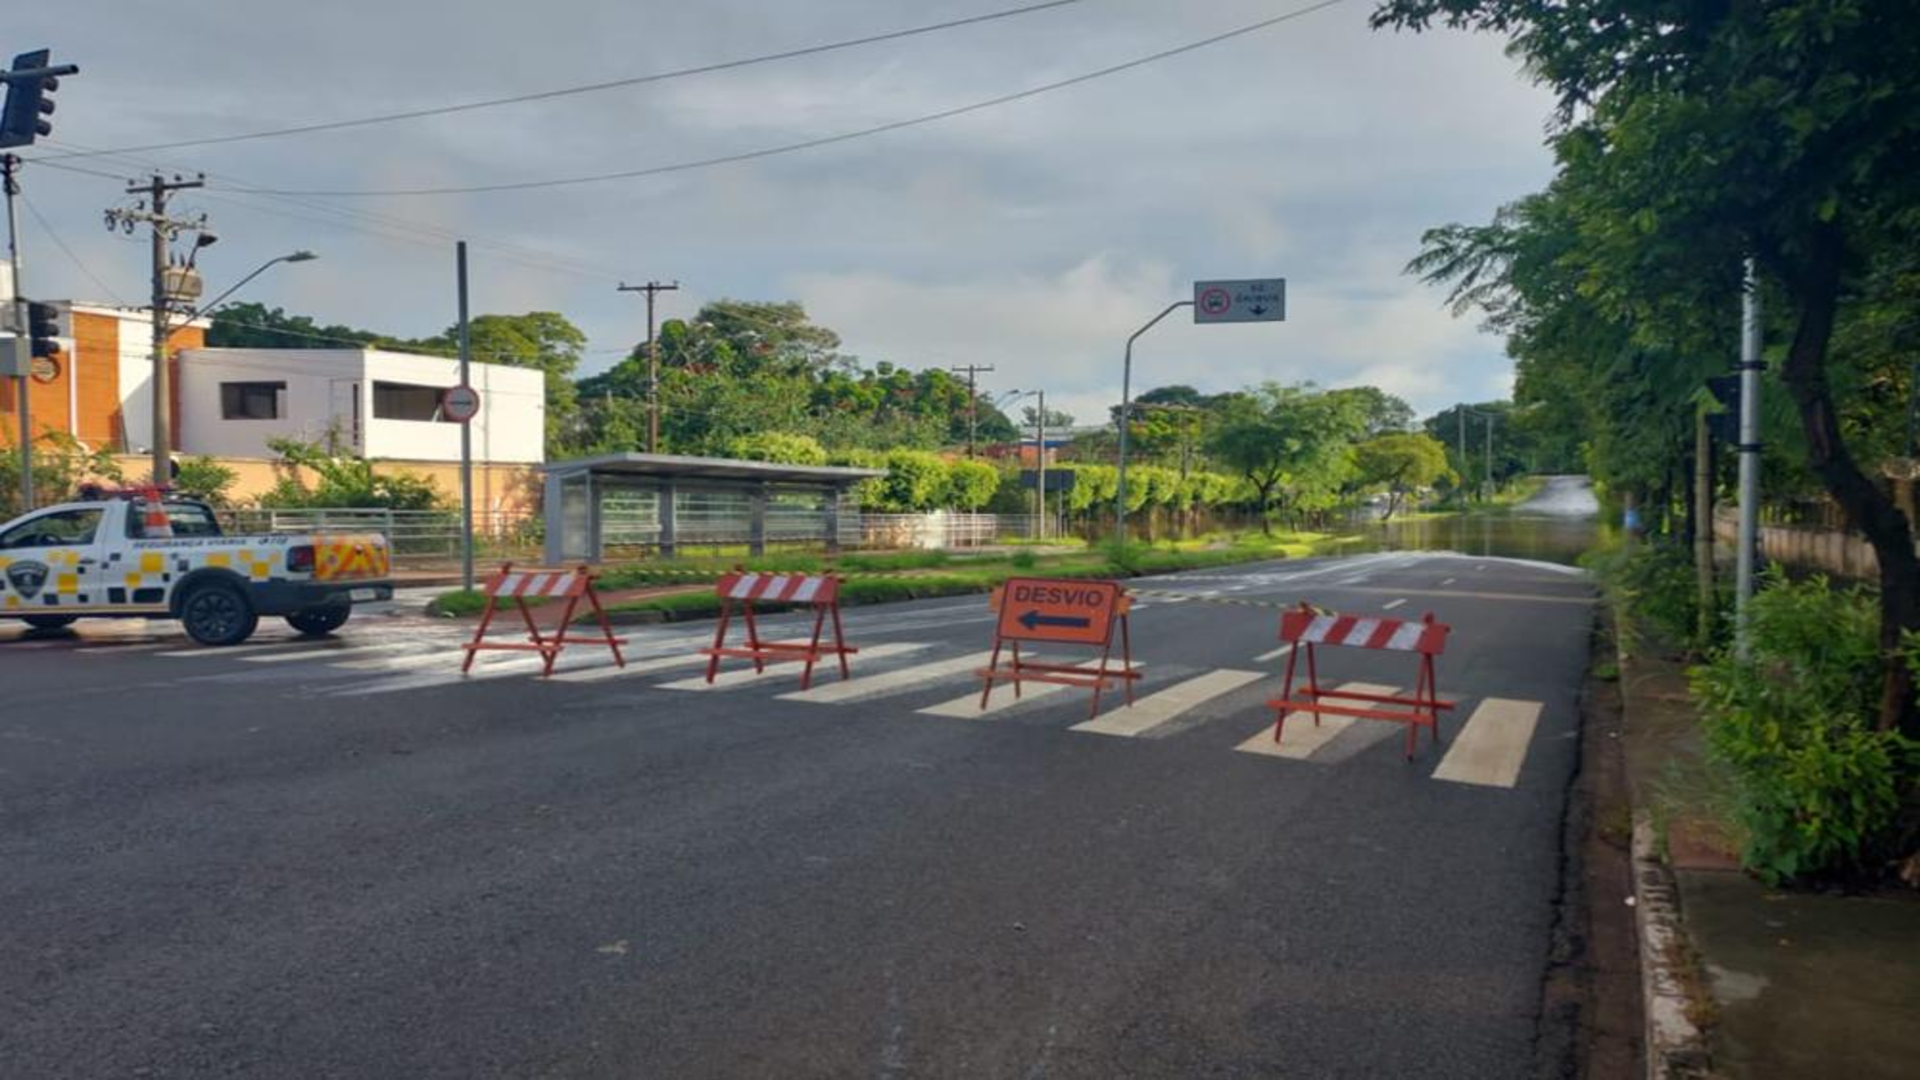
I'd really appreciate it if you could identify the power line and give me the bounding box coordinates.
[20,190,128,305]
[235,0,1350,198]
[33,0,1087,162]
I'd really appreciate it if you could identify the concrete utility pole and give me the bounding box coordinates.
[3,153,32,509]
[1035,389,1047,541]
[617,280,678,453]
[1735,258,1763,658]
[949,364,996,457]
[108,173,205,483]
[457,242,474,592]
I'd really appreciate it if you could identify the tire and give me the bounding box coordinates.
[179,580,259,647]
[286,605,351,637]
[22,615,78,630]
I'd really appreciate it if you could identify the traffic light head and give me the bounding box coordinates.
[27,300,60,358]
[1,50,64,149]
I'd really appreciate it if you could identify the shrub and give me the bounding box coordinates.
[171,456,239,506]
[0,432,122,515]
[261,437,443,510]
[1689,570,1920,884]
[1584,540,1710,652]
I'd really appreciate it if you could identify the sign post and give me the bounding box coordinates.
[455,243,474,592]
[1116,277,1285,547]
[978,576,1139,717]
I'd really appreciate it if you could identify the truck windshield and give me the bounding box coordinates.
[126,502,224,539]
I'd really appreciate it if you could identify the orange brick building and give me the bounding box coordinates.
[0,302,206,454]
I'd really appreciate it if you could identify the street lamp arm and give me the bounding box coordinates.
[1116,300,1193,547]
[180,251,316,325]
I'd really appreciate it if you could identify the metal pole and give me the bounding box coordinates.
[1036,390,1046,541]
[457,242,474,592]
[1115,301,1191,548]
[645,286,658,453]
[1735,258,1763,657]
[149,177,170,485]
[3,154,31,510]
[1484,412,1494,500]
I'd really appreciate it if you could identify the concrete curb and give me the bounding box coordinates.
[1632,811,1713,1078]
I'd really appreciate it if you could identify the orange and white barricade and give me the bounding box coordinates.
[700,571,856,690]
[979,577,1139,718]
[461,563,626,677]
[1268,602,1456,759]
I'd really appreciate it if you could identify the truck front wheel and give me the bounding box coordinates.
[180,581,259,646]
[286,605,351,637]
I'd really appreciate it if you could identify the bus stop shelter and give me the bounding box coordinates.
[541,452,884,563]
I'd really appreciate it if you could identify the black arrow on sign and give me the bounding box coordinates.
[1019,610,1091,631]
[1250,304,1269,316]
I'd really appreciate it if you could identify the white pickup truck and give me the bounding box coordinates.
[0,492,394,646]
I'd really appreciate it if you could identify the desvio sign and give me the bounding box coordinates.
[995,577,1122,646]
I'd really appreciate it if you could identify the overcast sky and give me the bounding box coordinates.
[14,0,1553,425]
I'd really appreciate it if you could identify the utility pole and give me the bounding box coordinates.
[457,242,474,592]
[1735,259,1763,658]
[617,280,677,453]
[1035,390,1047,541]
[109,173,205,483]
[1456,405,1468,502]
[949,364,996,457]
[3,153,31,509]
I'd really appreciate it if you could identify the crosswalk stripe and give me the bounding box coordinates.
[1430,697,1542,788]
[1254,643,1294,663]
[1072,669,1262,738]
[653,643,928,691]
[75,642,175,654]
[1233,681,1397,760]
[245,643,401,664]
[545,651,710,684]
[916,663,1146,720]
[777,650,999,704]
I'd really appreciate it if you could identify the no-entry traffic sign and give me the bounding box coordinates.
[995,577,1123,646]
[442,384,481,423]
[1192,278,1286,323]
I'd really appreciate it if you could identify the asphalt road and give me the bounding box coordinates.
[0,551,1596,1078]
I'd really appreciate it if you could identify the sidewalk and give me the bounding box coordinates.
[1618,642,1920,1077]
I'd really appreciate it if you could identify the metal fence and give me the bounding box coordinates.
[211,506,1056,568]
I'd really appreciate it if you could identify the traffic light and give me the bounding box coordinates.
[27,300,60,358]
[1,50,71,149]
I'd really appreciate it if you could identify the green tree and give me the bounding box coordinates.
[1205,384,1368,534]
[944,459,1001,510]
[1355,432,1453,519]
[723,432,829,466]
[1376,0,1920,733]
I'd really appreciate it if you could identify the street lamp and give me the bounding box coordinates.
[152,250,316,482]
[999,388,1052,541]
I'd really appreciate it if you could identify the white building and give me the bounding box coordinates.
[176,347,545,464]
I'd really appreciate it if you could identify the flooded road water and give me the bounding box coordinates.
[1333,476,1609,566]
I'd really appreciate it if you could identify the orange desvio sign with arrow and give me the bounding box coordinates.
[995,578,1122,646]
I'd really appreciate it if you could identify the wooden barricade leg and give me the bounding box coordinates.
[829,596,852,681]
[1304,642,1323,725]
[979,636,1004,709]
[705,599,735,684]
[1010,641,1024,699]
[578,580,627,668]
[514,596,553,669]
[1088,633,1115,718]
[799,604,827,691]
[543,590,585,676]
[1272,642,1301,743]
[742,603,767,675]
[461,562,513,673]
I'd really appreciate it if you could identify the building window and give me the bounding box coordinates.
[372,381,450,422]
[220,381,285,420]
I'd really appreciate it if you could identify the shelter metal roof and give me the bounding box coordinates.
[540,452,883,486]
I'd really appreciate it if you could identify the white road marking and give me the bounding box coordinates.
[654,642,928,691]
[778,651,999,704]
[1234,681,1398,761]
[1430,697,1542,789]
[1254,643,1294,663]
[1439,578,1457,586]
[917,663,1145,719]
[1072,669,1262,738]
[75,642,175,654]
[245,642,403,664]
[154,640,307,658]
[546,650,714,684]
[1381,598,1407,611]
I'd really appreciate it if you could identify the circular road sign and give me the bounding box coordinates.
[442,384,482,424]
[30,356,60,384]
[1199,286,1232,317]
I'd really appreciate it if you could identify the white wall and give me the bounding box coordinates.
[176,347,545,464]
